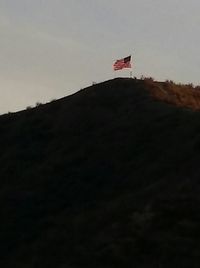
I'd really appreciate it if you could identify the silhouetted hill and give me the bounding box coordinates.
[1,78,200,267]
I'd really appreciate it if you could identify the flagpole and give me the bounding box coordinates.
[130,54,132,78]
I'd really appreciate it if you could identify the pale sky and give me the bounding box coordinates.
[0,0,200,113]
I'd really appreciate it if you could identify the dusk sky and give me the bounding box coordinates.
[0,0,200,113]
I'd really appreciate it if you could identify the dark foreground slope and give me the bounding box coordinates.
[1,78,200,267]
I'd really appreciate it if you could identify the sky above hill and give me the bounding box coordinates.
[0,0,200,113]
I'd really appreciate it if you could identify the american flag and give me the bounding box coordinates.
[113,55,132,71]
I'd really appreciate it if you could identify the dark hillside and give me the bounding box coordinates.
[1,78,200,267]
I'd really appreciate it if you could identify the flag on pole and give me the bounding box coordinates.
[113,55,132,71]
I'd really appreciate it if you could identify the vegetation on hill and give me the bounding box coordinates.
[144,77,200,110]
[1,78,200,267]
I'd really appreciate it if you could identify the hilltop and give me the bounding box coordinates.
[1,78,200,267]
